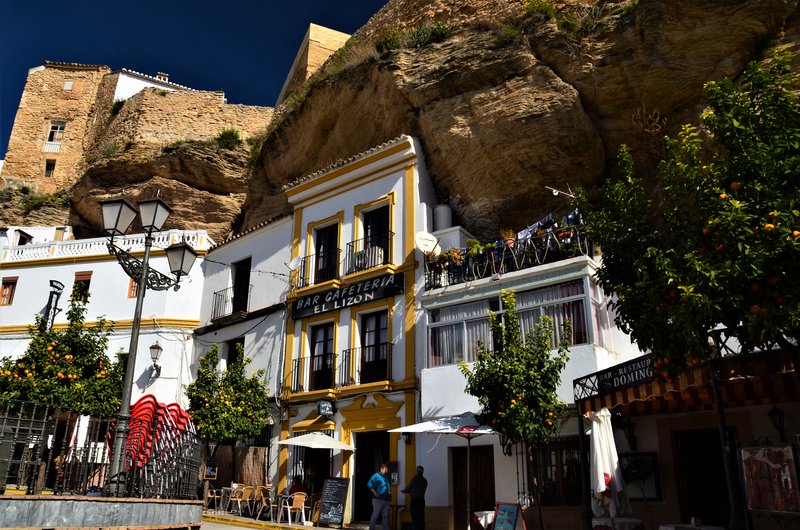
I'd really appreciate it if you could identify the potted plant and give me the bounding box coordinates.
[442,247,464,267]
[499,228,516,248]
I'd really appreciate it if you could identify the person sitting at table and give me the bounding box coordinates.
[289,475,309,495]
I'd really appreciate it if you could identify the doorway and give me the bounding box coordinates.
[673,429,734,526]
[353,431,390,522]
[452,444,495,530]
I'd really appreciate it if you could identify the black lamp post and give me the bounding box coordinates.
[100,197,197,496]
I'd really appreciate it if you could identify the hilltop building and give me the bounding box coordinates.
[0,61,271,194]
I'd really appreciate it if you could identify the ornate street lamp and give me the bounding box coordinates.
[100,197,197,496]
[149,341,163,378]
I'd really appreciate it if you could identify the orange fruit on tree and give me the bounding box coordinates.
[729,181,742,190]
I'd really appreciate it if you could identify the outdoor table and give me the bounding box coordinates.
[220,485,242,513]
[592,517,644,530]
[474,510,495,529]
[275,494,293,522]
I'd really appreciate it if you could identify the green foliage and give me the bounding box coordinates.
[185,345,271,444]
[578,50,800,368]
[378,21,455,55]
[214,128,242,150]
[495,25,521,46]
[0,297,122,416]
[557,2,610,38]
[524,0,555,19]
[460,290,570,444]
[111,99,125,116]
[101,144,120,158]
[20,191,69,213]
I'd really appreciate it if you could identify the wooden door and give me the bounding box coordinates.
[452,444,495,530]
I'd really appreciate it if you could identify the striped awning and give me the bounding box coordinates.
[576,350,798,416]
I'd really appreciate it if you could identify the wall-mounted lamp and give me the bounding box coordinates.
[499,433,513,457]
[768,404,786,442]
[149,341,163,378]
[622,418,638,451]
[402,433,413,446]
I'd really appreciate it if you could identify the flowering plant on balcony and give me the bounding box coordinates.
[440,247,464,267]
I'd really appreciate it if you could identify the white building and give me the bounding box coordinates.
[0,227,211,408]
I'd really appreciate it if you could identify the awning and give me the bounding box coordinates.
[276,432,354,451]
[575,349,798,416]
[388,412,497,438]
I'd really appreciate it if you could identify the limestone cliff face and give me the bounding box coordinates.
[241,0,798,240]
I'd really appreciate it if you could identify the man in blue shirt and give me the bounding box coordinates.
[367,462,391,530]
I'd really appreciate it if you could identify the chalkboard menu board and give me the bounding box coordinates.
[493,502,524,530]
[317,477,350,526]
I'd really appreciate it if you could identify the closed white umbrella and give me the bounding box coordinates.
[276,432,355,451]
[588,408,630,518]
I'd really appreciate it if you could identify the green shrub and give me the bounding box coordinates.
[111,99,125,116]
[524,0,555,19]
[495,25,520,45]
[215,128,242,150]
[20,192,67,213]
[378,21,455,55]
[101,144,120,158]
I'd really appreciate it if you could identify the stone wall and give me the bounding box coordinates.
[95,88,273,153]
[1,63,109,194]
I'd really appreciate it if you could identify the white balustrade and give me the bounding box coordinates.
[1,230,211,262]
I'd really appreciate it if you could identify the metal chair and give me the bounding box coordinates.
[284,492,308,524]
[205,487,221,511]
[234,485,255,516]
[255,487,277,521]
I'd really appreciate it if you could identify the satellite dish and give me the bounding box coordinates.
[415,232,441,255]
[287,256,302,270]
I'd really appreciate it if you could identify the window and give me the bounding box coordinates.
[72,271,92,302]
[363,205,390,259]
[360,310,389,383]
[44,121,66,152]
[45,159,56,178]
[309,322,335,390]
[314,225,339,283]
[127,277,140,299]
[63,79,73,91]
[225,338,244,368]
[427,281,588,367]
[1,277,18,306]
[232,257,251,312]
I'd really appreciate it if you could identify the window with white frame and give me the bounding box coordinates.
[427,280,589,368]
[44,121,66,152]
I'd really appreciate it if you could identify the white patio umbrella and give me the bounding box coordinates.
[389,412,497,530]
[276,432,355,451]
[587,408,631,518]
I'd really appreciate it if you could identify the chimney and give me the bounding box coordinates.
[156,72,169,82]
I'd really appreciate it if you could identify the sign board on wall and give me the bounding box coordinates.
[291,273,404,319]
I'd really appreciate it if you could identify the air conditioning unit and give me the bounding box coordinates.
[350,247,384,273]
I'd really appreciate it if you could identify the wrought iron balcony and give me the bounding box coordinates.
[211,283,252,322]
[297,249,341,288]
[425,225,593,290]
[344,232,393,275]
[290,353,337,392]
[340,343,392,386]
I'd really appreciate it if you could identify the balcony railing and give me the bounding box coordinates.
[43,141,61,153]
[309,353,336,391]
[211,283,252,322]
[425,225,593,290]
[344,232,393,275]
[339,343,392,386]
[297,249,341,288]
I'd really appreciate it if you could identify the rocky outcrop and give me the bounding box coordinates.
[241,0,798,240]
[70,143,251,242]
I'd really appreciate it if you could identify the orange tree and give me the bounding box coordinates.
[459,290,571,444]
[185,344,271,479]
[577,50,800,370]
[0,295,122,416]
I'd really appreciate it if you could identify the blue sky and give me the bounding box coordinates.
[0,0,387,158]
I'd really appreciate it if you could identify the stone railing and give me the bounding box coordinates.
[1,230,212,263]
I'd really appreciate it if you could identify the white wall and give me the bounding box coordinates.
[113,71,181,101]
[0,229,211,408]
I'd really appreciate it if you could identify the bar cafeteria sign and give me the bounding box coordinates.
[292,273,404,319]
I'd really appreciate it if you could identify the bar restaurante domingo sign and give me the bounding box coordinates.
[292,273,404,318]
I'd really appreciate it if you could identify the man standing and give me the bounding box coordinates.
[402,466,428,530]
[368,462,391,530]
